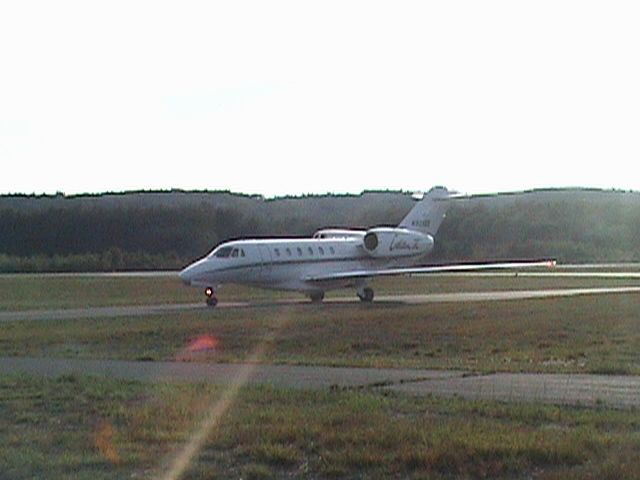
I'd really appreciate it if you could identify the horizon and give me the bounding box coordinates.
[2,184,640,201]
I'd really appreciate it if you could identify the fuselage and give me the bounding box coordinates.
[180,186,451,303]
[179,229,434,294]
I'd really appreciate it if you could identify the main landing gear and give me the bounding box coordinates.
[204,286,218,307]
[357,287,374,303]
[309,291,325,304]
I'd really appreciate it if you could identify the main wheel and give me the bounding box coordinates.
[358,287,374,303]
[309,291,325,303]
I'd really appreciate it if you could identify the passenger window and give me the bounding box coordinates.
[308,247,314,255]
[241,249,245,257]
[330,246,335,254]
[319,247,325,255]
[297,247,303,256]
[286,248,292,256]
[274,248,280,257]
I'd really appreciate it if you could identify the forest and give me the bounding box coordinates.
[1,188,640,272]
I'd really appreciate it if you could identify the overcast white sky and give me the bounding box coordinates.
[1,1,639,197]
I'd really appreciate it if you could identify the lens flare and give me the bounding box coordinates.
[158,311,294,480]
[158,355,260,480]
[176,334,220,361]
[186,335,218,353]
[93,420,120,465]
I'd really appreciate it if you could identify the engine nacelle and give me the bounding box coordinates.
[362,228,433,258]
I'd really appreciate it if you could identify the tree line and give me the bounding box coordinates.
[1,188,639,272]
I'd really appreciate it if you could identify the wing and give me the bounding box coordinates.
[305,259,557,282]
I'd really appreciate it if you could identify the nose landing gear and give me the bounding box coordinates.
[205,287,218,307]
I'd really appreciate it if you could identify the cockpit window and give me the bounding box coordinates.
[231,249,239,258]
[213,246,233,258]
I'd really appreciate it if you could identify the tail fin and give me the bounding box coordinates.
[399,186,452,236]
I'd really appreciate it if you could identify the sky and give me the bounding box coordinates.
[1,0,639,197]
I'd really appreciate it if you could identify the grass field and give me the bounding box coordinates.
[3,273,640,478]
[2,374,640,480]
[2,275,640,374]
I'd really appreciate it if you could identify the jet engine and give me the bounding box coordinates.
[362,227,434,258]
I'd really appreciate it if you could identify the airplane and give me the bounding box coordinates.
[179,187,556,306]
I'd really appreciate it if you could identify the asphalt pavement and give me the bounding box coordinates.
[2,356,639,408]
[3,286,640,322]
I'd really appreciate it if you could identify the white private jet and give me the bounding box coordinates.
[179,187,555,306]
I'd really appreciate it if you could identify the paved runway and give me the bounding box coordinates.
[0,302,203,322]
[2,356,639,408]
[2,285,640,322]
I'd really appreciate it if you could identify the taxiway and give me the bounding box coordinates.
[3,286,640,322]
[2,356,639,408]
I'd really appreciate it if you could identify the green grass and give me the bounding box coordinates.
[3,374,640,479]
[3,291,640,374]
[0,275,192,311]
[3,273,640,478]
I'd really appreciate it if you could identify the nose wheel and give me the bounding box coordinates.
[205,287,218,307]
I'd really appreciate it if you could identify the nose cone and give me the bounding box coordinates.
[179,258,210,286]
[179,264,194,285]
